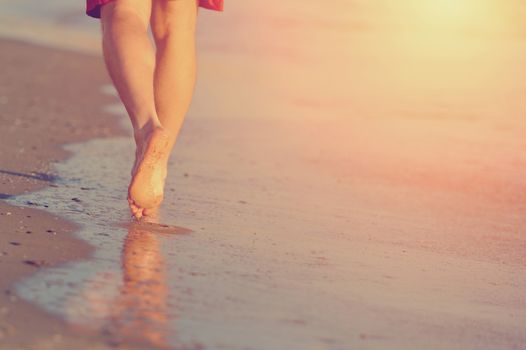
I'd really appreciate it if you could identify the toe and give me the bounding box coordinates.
[143,207,158,217]
[134,208,144,220]
[142,207,160,223]
[129,202,139,213]
[128,200,143,220]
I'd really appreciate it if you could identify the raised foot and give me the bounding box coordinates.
[128,127,174,220]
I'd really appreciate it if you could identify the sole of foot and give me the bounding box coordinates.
[128,127,173,220]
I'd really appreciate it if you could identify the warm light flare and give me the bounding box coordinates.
[421,0,476,20]
[413,0,496,32]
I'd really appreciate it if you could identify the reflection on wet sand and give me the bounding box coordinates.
[7,1,526,348]
[113,223,167,347]
[101,220,191,349]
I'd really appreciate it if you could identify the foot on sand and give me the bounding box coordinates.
[128,126,174,220]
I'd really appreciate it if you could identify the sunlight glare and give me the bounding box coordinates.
[414,0,495,32]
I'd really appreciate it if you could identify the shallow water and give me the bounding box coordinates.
[2,0,526,349]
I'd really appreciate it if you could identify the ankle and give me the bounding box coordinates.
[133,119,162,146]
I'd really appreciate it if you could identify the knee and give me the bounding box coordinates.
[151,0,197,43]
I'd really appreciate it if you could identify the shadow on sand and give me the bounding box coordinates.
[0,169,59,183]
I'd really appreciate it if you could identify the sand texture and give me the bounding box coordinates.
[0,38,146,350]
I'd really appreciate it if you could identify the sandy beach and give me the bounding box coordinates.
[0,38,144,349]
[1,1,526,349]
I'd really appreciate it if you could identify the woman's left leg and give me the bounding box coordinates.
[128,0,199,219]
[150,0,198,136]
[101,0,171,220]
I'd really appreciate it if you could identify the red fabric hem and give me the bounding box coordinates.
[86,0,113,18]
[86,0,224,18]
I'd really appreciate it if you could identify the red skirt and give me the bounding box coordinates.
[87,0,223,18]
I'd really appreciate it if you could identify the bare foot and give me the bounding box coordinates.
[128,127,174,220]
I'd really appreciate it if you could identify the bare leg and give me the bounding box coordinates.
[151,0,198,137]
[101,0,172,219]
[101,0,159,142]
[131,0,198,218]
[101,0,198,220]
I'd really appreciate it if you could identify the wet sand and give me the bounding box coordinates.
[0,38,144,350]
[1,1,526,349]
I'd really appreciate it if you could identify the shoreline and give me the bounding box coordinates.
[0,18,101,57]
[0,37,140,349]
[1,3,526,348]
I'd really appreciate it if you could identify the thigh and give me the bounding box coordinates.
[101,0,153,29]
[151,0,198,39]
